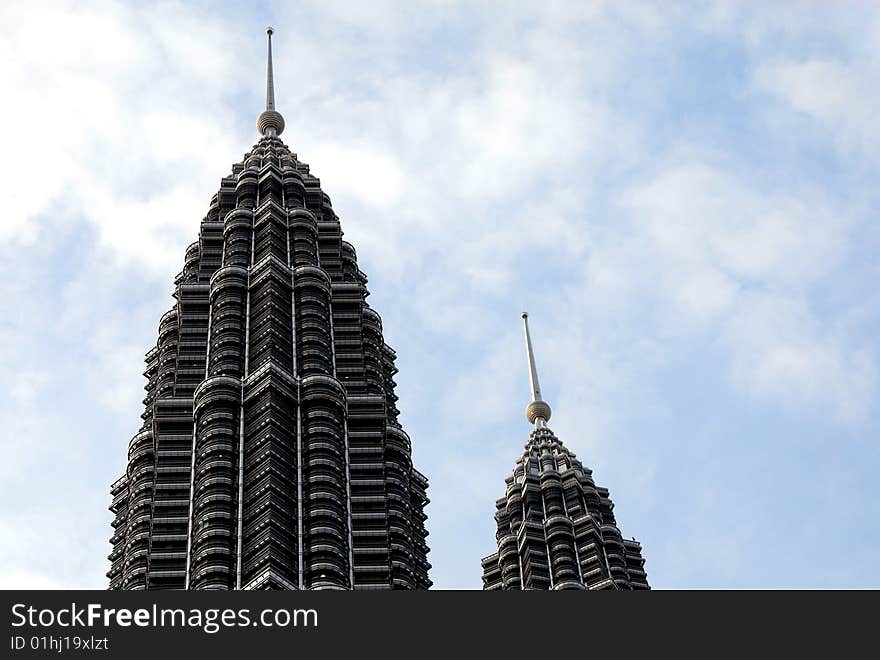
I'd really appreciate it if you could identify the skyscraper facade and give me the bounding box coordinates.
[481,314,649,590]
[108,29,431,591]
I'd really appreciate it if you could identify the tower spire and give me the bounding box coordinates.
[266,26,276,111]
[257,27,285,137]
[521,312,551,427]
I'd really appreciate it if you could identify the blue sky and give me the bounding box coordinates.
[1,0,879,589]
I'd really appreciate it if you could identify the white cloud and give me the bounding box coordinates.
[308,143,404,208]
[724,292,877,423]
[755,57,880,151]
[0,0,248,268]
[0,572,65,590]
[623,163,844,292]
[603,160,870,420]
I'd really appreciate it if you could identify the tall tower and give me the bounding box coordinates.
[108,29,431,590]
[480,314,648,590]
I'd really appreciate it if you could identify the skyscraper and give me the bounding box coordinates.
[480,314,649,590]
[108,29,431,590]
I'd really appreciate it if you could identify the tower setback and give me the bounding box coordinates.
[480,314,648,590]
[108,29,431,590]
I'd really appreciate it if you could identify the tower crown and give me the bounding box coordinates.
[521,312,551,426]
[257,27,285,136]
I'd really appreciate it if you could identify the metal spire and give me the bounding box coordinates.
[521,312,551,427]
[265,27,276,111]
[522,312,542,402]
[256,27,285,137]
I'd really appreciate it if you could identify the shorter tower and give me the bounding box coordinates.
[480,314,649,590]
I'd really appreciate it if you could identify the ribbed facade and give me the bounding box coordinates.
[107,134,431,590]
[481,425,649,590]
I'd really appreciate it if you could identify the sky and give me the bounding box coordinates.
[1,0,879,589]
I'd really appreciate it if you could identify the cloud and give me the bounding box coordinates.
[307,143,405,208]
[0,0,249,269]
[723,292,877,422]
[754,58,880,151]
[0,572,65,590]
[597,159,873,421]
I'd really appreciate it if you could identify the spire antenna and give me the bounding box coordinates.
[257,27,285,137]
[266,27,276,111]
[522,312,551,427]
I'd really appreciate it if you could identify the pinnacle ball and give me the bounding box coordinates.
[257,110,285,136]
[526,400,551,424]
